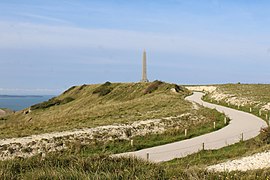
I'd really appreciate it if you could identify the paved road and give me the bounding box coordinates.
[115,92,267,162]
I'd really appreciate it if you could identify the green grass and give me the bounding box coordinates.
[203,84,270,125]
[163,131,270,179]
[0,81,227,139]
[2,83,269,179]
[0,154,166,179]
[0,128,269,179]
[57,108,227,156]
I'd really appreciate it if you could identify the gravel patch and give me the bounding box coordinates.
[207,151,270,172]
[0,113,194,161]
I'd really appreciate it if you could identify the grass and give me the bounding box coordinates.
[0,154,166,179]
[163,130,270,179]
[56,108,228,156]
[202,84,270,124]
[2,83,270,178]
[0,127,269,179]
[0,81,226,139]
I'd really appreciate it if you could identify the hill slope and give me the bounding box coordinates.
[0,81,198,138]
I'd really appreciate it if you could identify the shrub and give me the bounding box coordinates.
[144,80,163,94]
[260,127,270,144]
[62,86,76,94]
[30,98,61,110]
[93,81,113,96]
[22,147,33,153]
[174,84,184,92]
[61,97,75,104]
[78,84,87,91]
[30,97,74,110]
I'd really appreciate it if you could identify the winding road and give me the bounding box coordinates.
[115,92,268,162]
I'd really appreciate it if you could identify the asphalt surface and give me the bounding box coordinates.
[115,92,267,162]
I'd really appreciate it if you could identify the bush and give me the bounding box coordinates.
[63,86,76,94]
[144,80,163,94]
[78,84,87,91]
[260,127,270,144]
[174,84,184,92]
[30,97,75,110]
[30,98,61,110]
[93,82,113,96]
[61,97,75,104]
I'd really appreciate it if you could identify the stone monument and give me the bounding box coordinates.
[141,50,149,82]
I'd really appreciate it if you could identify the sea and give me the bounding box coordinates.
[0,95,55,111]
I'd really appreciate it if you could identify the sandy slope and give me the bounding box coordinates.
[114,92,267,162]
[0,109,5,116]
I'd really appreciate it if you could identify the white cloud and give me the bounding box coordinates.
[0,21,268,60]
[0,88,62,95]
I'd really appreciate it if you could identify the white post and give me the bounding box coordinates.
[259,109,262,116]
[224,117,227,124]
[266,114,268,120]
[131,140,134,147]
[213,122,216,129]
[250,107,252,113]
[238,105,240,109]
[185,129,187,137]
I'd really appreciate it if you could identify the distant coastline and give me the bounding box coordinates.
[0,95,53,111]
[0,95,43,98]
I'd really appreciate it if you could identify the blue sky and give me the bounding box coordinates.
[0,0,270,95]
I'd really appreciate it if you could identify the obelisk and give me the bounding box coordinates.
[141,50,149,82]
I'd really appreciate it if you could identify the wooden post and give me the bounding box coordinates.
[213,122,216,129]
[146,153,149,161]
[259,110,262,116]
[130,140,134,147]
[224,117,227,124]
[241,133,244,142]
[202,143,205,150]
[185,129,187,137]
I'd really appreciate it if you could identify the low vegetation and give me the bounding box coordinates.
[144,80,163,94]
[0,81,226,139]
[0,127,269,179]
[30,97,75,110]
[202,84,270,124]
[92,81,114,96]
[0,82,269,179]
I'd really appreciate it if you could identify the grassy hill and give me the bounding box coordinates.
[0,81,203,138]
[202,84,270,123]
[0,82,269,179]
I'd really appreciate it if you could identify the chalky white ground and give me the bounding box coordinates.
[207,151,270,172]
[0,109,5,116]
[115,92,267,163]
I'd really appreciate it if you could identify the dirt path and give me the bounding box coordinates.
[115,92,267,162]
